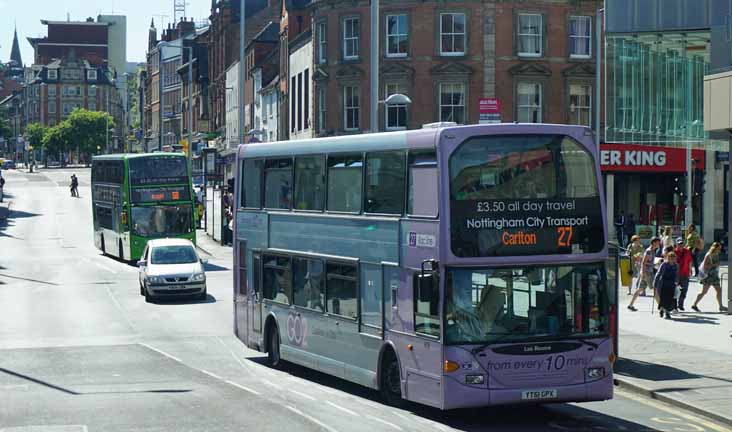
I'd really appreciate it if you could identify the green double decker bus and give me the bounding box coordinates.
[91,153,196,261]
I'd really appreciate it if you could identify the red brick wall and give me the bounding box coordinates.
[312,0,485,134]
[494,1,602,126]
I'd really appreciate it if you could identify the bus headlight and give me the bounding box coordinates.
[586,367,605,380]
[465,374,485,385]
[192,273,206,282]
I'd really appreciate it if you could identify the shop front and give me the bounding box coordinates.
[602,143,706,244]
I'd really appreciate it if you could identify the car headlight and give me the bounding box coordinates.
[147,275,164,284]
[586,367,605,380]
[465,374,485,385]
[192,273,206,282]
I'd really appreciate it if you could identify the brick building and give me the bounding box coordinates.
[208,0,281,142]
[310,0,487,135]
[492,0,602,126]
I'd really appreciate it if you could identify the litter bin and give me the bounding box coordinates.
[619,254,632,289]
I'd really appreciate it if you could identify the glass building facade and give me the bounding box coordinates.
[606,34,710,147]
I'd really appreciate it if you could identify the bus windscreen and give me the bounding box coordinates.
[129,156,188,186]
[449,134,604,257]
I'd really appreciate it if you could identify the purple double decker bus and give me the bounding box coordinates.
[233,123,618,409]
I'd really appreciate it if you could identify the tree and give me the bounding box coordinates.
[25,123,46,166]
[65,109,113,164]
[42,121,73,166]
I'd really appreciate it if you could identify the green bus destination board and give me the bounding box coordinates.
[131,186,191,203]
[450,198,604,257]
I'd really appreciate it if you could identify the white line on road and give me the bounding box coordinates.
[365,414,403,431]
[260,379,282,390]
[201,370,222,380]
[326,401,361,417]
[225,380,261,396]
[105,285,137,333]
[288,389,316,401]
[616,388,731,432]
[138,343,183,363]
[93,262,117,274]
[286,405,340,432]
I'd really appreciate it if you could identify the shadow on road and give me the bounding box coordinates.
[246,359,655,431]
[203,262,229,272]
[616,357,732,386]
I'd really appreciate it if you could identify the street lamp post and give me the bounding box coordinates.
[370,0,379,133]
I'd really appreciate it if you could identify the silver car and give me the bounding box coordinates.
[138,238,207,302]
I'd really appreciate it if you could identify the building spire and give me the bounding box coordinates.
[10,25,23,67]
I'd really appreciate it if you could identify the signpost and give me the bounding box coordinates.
[479,98,501,124]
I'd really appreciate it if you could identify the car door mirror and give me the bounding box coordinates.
[138,260,147,267]
[200,258,208,265]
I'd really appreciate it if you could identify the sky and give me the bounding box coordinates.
[0,0,212,65]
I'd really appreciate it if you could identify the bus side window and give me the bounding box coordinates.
[364,151,406,215]
[264,158,293,210]
[327,155,363,213]
[242,159,263,208]
[262,254,292,304]
[414,272,440,337]
[326,262,358,319]
[407,151,438,217]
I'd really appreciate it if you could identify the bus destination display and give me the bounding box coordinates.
[131,186,190,203]
[450,198,604,257]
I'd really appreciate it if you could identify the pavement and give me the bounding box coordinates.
[615,274,732,426]
[1,166,731,431]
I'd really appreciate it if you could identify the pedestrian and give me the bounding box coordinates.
[0,173,5,203]
[71,174,79,197]
[685,224,702,277]
[653,250,678,319]
[626,235,644,294]
[691,242,729,313]
[628,237,662,311]
[625,213,637,245]
[614,211,626,246]
[674,237,692,311]
[661,226,674,250]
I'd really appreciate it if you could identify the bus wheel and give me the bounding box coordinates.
[267,324,282,368]
[380,349,405,407]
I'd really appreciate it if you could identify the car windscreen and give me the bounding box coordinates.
[151,245,198,265]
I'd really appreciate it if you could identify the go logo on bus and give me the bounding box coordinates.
[286,313,308,347]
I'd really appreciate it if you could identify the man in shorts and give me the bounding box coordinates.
[627,237,661,312]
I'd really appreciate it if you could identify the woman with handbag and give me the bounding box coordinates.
[654,249,678,319]
[691,242,728,313]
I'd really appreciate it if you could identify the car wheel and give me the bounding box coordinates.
[267,325,282,368]
[139,279,144,296]
[197,288,207,301]
[100,235,106,255]
[144,284,154,303]
[118,241,124,262]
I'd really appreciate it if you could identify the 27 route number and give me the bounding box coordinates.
[557,226,573,247]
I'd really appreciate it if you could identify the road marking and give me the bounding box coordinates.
[288,389,316,401]
[201,370,222,380]
[105,285,137,333]
[93,262,117,274]
[365,414,403,431]
[616,388,732,432]
[224,380,261,395]
[286,405,340,432]
[138,343,183,363]
[326,401,361,417]
[260,379,282,390]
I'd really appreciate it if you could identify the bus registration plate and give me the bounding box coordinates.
[521,389,557,400]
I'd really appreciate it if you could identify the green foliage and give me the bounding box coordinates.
[0,109,12,141]
[65,108,113,157]
[25,123,46,149]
